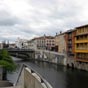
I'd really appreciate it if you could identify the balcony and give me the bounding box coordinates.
[75,58,88,63]
[75,39,88,43]
[76,32,88,36]
[75,49,88,53]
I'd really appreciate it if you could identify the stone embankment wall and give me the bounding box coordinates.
[75,62,88,71]
[65,56,88,71]
[35,50,88,71]
[35,50,66,66]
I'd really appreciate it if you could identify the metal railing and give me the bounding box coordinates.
[7,48,34,52]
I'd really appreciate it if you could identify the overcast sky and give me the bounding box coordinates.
[0,0,88,42]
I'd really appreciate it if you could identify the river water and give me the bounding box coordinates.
[7,57,88,88]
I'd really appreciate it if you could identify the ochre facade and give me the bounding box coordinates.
[55,33,66,53]
[75,25,88,62]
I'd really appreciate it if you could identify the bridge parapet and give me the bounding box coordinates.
[5,48,35,60]
[7,48,34,52]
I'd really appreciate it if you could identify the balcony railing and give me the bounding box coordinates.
[75,39,88,43]
[75,58,88,62]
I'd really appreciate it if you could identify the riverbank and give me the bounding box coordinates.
[7,57,88,88]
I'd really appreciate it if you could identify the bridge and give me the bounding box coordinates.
[0,49,88,88]
[7,49,35,60]
[7,49,66,66]
[7,48,34,52]
[0,48,66,65]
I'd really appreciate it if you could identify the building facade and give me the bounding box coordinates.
[75,25,88,62]
[74,24,88,71]
[0,43,3,49]
[36,36,46,50]
[65,30,76,57]
[27,36,55,51]
[15,38,28,49]
[27,38,37,50]
[27,37,46,50]
[45,36,55,50]
[8,43,16,48]
[65,29,76,67]
[55,33,66,53]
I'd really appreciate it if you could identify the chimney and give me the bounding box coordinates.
[60,31,62,34]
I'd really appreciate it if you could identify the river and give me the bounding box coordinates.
[7,57,88,88]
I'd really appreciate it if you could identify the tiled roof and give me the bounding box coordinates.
[32,36,55,40]
[66,29,76,33]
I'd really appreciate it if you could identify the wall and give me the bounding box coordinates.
[75,62,88,71]
[24,68,45,88]
[35,50,66,65]
[55,34,66,53]
[16,66,52,88]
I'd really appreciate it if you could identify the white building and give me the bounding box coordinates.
[0,43,3,49]
[36,37,46,50]
[15,38,28,49]
[8,43,16,48]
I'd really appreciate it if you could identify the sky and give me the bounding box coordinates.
[0,0,88,42]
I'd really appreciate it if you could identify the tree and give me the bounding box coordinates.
[0,49,16,80]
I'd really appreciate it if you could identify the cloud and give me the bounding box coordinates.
[0,0,88,42]
[0,10,20,26]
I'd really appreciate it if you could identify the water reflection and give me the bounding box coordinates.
[65,69,88,88]
[8,59,88,88]
[28,61,88,88]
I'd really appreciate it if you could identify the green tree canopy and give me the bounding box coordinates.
[0,49,16,72]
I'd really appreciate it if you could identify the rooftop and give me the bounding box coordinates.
[76,24,88,29]
[66,29,76,33]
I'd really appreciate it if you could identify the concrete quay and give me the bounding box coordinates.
[0,63,52,88]
[15,64,53,88]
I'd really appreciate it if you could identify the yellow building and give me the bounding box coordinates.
[75,24,88,62]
